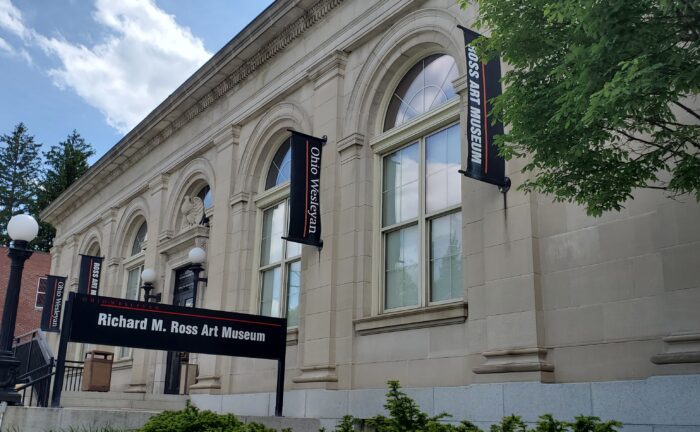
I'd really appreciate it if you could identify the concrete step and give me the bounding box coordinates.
[60,391,188,411]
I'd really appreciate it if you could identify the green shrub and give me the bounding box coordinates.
[139,401,277,432]
[327,382,622,432]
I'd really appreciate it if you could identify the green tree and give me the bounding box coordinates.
[0,123,42,246]
[33,130,95,251]
[459,0,699,215]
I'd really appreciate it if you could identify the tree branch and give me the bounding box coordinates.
[673,101,700,121]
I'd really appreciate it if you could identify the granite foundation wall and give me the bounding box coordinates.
[191,375,700,431]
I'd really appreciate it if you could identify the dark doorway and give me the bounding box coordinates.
[164,267,196,394]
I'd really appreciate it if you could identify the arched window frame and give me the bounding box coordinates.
[251,136,301,330]
[370,52,464,315]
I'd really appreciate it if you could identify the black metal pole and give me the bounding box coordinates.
[189,264,203,306]
[51,292,74,408]
[0,240,33,404]
[274,319,287,417]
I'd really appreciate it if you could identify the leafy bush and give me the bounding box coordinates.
[139,402,277,432]
[327,382,622,432]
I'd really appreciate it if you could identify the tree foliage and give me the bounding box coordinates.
[32,130,95,251]
[0,123,42,246]
[459,0,699,215]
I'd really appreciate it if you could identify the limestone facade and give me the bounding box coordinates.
[41,0,699,415]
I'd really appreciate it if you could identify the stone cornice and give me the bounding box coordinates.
[40,0,345,225]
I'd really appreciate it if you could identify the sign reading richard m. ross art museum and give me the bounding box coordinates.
[69,293,287,359]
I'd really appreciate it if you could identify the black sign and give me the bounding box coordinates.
[68,293,287,360]
[77,255,103,296]
[459,26,508,188]
[40,275,67,333]
[283,130,325,247]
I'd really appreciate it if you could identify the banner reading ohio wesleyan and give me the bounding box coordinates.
[459,26,507,187]
[40,275,67,333]
[283,130,325,248]
[77,254,103,297]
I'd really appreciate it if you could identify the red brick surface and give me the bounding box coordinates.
[0,247,51,338]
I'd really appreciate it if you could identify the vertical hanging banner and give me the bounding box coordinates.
[40,275,67,332]
[283,130,326,248]
[458,26,509,189]
[77,255,103,297]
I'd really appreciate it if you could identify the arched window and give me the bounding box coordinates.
[384,54,458,131]
[256,136,300,327]
[197,185,213,209]
[377,54,463,310]
[265,138,291,189]
[131,222,147,256]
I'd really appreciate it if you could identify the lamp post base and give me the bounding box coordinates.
[0,350,21,404]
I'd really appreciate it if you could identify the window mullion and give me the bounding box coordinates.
[419,137,428,308]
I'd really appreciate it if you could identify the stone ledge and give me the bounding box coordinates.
[473,347,554,374]
[651,332,700,364]
[353,302,467,335]
[292,365,338,383]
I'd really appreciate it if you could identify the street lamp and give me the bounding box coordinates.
[0,214,38,404]
[188,247,207,305]
[141,268,160,303]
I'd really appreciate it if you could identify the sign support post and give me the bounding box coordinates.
[274,318,287,416]
[51,293,74,408]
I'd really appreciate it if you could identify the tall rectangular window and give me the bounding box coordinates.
[259,200,301,326]
[35,277,47,309]
[382,123,463,310]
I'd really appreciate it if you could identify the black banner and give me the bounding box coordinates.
[459,26,507,187]
[40,275,67,333]
[77,255,103,296]
[283,130,325,247]
[68,293,287,360]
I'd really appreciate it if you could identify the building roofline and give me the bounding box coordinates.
[41,0,342,224]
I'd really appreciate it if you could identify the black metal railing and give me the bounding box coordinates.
[16,359,54,407]
[63,360,84,392]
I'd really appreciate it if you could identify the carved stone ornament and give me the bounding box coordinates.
[180,196,205,231]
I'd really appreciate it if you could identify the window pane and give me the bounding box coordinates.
[384,54,458,131]
[126,267,142,300]
[385,225,420,309]
[265,139,292,189]
[198,185,213,209]
[261,203,285,266]
[36,278,47,308]
[430,212,463,302]
[426,124,461,213]
[131,222,147,256]
[382,143,419,226]
[286,261,301,327]
[260,267,282,317]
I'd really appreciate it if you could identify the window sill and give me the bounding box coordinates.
[353,302,468,336]
[112,358,133,371]
[287,328,299,345]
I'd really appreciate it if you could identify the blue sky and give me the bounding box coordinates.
[0,0,273,162]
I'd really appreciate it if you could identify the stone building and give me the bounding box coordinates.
[40,0,700,427]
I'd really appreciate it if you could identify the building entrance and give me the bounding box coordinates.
[164,267,196,394]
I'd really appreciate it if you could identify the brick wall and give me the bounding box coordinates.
[0,246,51,338]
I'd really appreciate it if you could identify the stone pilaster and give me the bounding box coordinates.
[127,174,170,393]
[454,73,553,382]
[189,125,241,395]
[292,50,347,386]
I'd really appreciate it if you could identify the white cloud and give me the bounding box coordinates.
[0,0,28,39]
[0,35,11,52]
[7,0,212,134]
